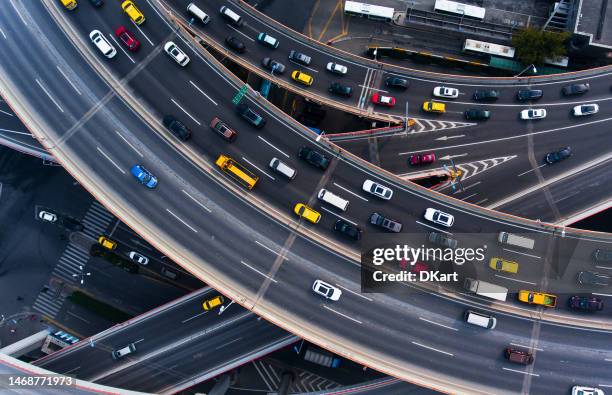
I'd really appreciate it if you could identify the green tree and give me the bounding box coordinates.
[512,27,570,66]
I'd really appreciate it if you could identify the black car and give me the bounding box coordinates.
[578,270,611,286]
[236,103,266,128]
[329,82,352,97]
[288,50,311,65]
[464,109,491,120]
[569,296,604,311]
[473,89,499,101]
[61,217,85,232]
[89,0,104,6]
[369,212,402,233]
[162,115,192,141]
[334,219,362,241]
[428,232,457,248]
[225,36,246,53]
[562,83,590,96]
[261,58,286,74]
[516,89,543,101]
[544,146,571,164]
[298,146,330,170]
[593,249,612,263]
[385,77,408,90]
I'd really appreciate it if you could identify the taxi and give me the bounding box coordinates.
[121,0,145,25]
[294,203,321,224]
[98,236,117,250]
[291,70,313,86]
[202,295,225,311]
[422,101,446,113]
[489,257,519,274]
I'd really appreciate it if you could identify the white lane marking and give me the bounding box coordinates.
[457,181,480,192]
[241,156,275,180]
[0,109,14,117]
[359,85,388,93]
[107,34,135,64]
[0,28,6,39]
[55,66,82,95]
[9,0,28,26]
[257,136,290,158]
[517,164,546,177]
[166,209,198,233]
[115,130,143,157]
[418,317,458,331]
[319,207,357,225]
[502,368,539,377]
[335,283,373,301]
[240,260,278,283]
[460,193,478,201]
[474,198,489,205]
[170,98,201,125]
[96,147,125,174]
[415,220,452,235]
[592,293,612,297]
[502,248,541,259]
[189,80,218,105]
[35,79,64,113]
[323,305,362,324]
[215,337,242,350]
[595,266,612,270]
[411,341,454,356]
[436,95,612,107]
[332,182,368,202]
[181,311,208,323]
[182,189,212,213]
[494,274,537,286]
[599,384,612,388]
[227,24,255,41]
[255,240,288,260]
[132,21,154,46]
[510,343,543,351]
[605,358,612,362]
[288,59,318,73]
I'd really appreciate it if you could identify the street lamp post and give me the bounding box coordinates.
[515,64,537,77]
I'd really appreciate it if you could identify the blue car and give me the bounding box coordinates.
[130,165,158,188]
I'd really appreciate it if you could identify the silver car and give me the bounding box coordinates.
[164,41,190,66]
[312,280,341,301]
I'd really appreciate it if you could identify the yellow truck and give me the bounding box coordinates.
[215,155,259,190]
[518,290,557,308]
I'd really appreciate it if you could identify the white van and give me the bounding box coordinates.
[219,6,242,26]
[112,343,136,359]
[464,310,496,329]
[318,189,349,211]
[498,232,535,250]
[187,3,210,24]
[269,158,296,179]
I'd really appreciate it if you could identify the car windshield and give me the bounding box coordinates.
[381,96,391,103]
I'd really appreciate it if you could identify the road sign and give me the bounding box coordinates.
[232,85,248,105]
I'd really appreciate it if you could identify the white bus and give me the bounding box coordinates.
[434,0,485,20]
[463,39,515,59]
[344,1,394,22]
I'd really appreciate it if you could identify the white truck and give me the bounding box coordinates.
[498,232,535,250]
[464,278,508,302]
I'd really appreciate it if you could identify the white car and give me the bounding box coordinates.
[572,103,599,116]
[89,30,116,58]
[312,280,342,301]
[571,386,604,395]
[433,86,459,99]
[129,251,149,265]
[326,62,348,75]
[39,211,57,223]
[362,179,393,200]
[164,41,190,66]
[520,108,546,120]
[424,208,454,227]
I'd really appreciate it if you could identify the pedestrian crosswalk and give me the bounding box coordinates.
[32,201,115,319]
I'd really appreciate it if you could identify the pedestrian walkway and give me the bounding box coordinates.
[81,201,115,240]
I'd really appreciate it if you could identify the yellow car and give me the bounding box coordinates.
[291,70,313,86]
[489,257,519,274]
[121,0,145,25]
[98,236,117,250]
[294,203,321,224]
[422,101,446,113]
[202,295,224,311]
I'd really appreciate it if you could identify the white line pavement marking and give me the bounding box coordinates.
[460,193,478,201]
[495,274,537,285]
[605,358,612,362]
[502,248,541,259]
[170,98,200,125]
[241,157,275,180]
[9,0,28,26]
[415,220,452,235]
[358,85,388,93]
[474,198,488,205]
[323,305,362,324]
[108,34,135,64]
[35,79,64,113]
[255,240,288,260]
[437,95,612,107]
[332,182,368,202]
[189,80,218,105]
[115,130,143,157]
[593,293,612,297]
[335,284,373,301]
[0,28,6,39]
[595,266,612,270]
[418,317,458,331]
[510,343,543,351]
[166,209,198,233]
[502,367,539,377]
[215,337,242,350]
[240,260,278,283]
[96,147,125,174]
[411,341,454,356]
[517,164,546,177]
[319,207,357,225]
[288,59,318,73]
[599,384,612,388]
[181,311,208,324]
[228,24,255,41]
[182,189,212,212]
[258,136,290,158]
[456,181,480,192]
[132,21,154,46]
[56,66,82,95]
[0,109,14,117]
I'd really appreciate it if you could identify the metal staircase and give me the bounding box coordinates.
[543,0,574,32]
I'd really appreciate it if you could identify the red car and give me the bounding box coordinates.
[409,153,436,166]
[398,259,428,274]
[115,26,140,51]
[371,93,395,107]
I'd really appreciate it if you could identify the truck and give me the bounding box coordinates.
[518,290,557,308]
[498,232,535,250]
[215,155,259,190]
[303,347,341,368]
[464,278,508,302]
